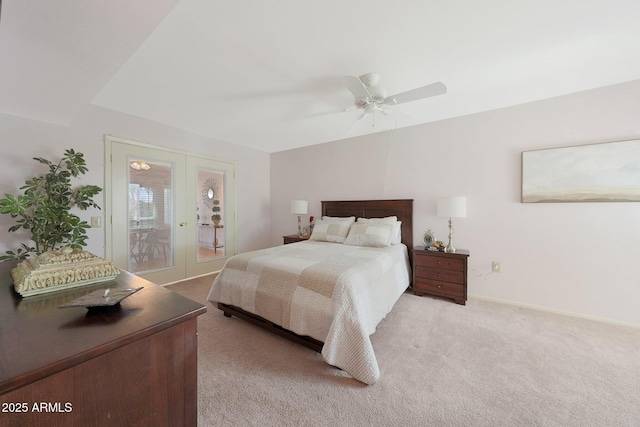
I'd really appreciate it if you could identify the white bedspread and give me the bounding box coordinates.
[207,240,411,385]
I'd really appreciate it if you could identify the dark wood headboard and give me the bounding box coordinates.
[321,199,414,264]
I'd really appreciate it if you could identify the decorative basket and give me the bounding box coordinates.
[11,247,120,297]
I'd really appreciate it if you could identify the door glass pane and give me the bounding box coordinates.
[128,159,174,274]
[197,168,225,261]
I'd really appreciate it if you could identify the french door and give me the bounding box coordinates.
[105,135,236,284]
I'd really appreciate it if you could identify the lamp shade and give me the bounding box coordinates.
[290,200,308,215]
[437,197,467,218]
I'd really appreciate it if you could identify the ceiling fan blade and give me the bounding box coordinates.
[384,82,447,105]
[305,106,356,118]
[342,75,371,99]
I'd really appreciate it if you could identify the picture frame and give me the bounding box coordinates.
[521,139,640,203]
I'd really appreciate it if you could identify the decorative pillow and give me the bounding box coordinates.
[343,223,394,248]
[310,216,355,243]
[357,216,402,244]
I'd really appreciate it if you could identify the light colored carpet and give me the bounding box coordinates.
[168,275,640,427]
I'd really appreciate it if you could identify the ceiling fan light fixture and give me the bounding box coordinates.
[359,73,380,87]
[367,86,387,103]
[363,104,377,114]
[354,97,367,108]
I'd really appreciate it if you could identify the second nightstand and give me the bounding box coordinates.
[283,235,309,245]
[413,247,469,305]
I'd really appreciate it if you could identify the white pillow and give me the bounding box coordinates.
[357,216,402,244]
[310,216,355,243]
[344,223,394,248]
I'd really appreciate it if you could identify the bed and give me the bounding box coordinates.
[207,199,413,384]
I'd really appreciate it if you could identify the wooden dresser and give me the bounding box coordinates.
[0,263,206,427]
[412,247,469,305]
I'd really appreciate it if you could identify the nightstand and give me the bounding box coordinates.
[283,235,309,244]
[412,247,469,305]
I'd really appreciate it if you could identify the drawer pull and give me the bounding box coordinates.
[437,261,442,265]
[437,272,441,277]
[436,284,442,289]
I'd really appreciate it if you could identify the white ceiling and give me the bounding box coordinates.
[1,1,639,153]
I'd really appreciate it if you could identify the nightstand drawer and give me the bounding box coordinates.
[415,265,464,284]
[414,279,464,298]
[415,254,465,271]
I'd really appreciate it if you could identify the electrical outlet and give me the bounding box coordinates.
[91,216,101,228]
[492,261,501,273]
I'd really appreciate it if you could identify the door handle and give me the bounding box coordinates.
[179,222,186,227]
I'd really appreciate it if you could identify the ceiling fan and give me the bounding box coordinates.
[314,73,447,130]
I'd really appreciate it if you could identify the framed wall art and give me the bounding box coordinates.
[521,139,640,203]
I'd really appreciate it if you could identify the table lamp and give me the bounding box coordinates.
[437,197,467,253]
[290,200,308,237]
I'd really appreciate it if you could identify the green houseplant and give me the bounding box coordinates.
[0,149,102,261]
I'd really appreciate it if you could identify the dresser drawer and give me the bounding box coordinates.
[415,254,465,271]
[414,278,464,298]
[415,265,464,284]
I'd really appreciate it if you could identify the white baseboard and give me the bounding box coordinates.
[162,270,221,287]
[468,293,640,329]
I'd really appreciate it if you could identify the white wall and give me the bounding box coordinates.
[2,80,637,325]
[0,105,271,259]
[270,79,640,326]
